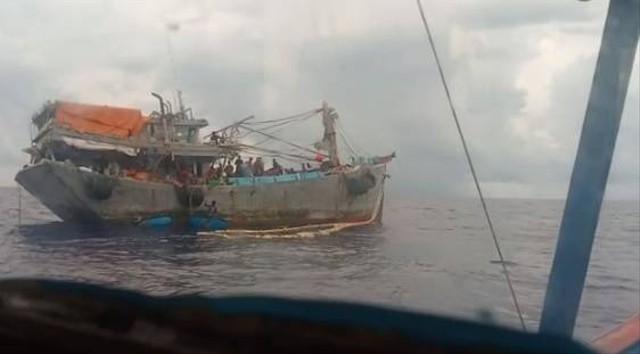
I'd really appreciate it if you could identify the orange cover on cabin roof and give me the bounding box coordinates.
[55,101,146,138]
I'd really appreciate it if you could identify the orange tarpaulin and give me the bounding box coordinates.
[55,101,146,138]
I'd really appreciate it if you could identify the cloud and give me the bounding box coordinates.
[0,1,637,199]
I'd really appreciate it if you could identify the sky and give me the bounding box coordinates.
[0,0,638,199]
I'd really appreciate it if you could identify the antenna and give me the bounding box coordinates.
[178,90,186,118]
[166,22,180,109]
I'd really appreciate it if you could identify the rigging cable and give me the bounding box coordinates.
[336,119,368,156]
[337,128,358,157]
[253,127,287,146]
[242,108,321,125]
[415,0,527,331]
[238,112,318,141]
[237,124,324,156]
[237,144,316,163]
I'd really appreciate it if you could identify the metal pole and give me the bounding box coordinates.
[539,0,639,337]
[321,101,340,167]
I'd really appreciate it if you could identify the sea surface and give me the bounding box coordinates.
[1,187,638,343]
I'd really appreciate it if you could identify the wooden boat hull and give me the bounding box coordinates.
[15,160,387,230]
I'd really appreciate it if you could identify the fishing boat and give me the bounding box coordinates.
[15,95,394,230]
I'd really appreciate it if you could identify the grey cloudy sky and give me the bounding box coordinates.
[0,0,638,199]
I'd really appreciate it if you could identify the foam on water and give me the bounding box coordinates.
[199,222,374,239]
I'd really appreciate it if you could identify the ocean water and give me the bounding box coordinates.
[0,187,638,343]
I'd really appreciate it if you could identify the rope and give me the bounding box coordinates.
[253,127,287,146]
[338,129,358,157]
[237,144,317,162]
[416,0,527,331]
[237,125,324,156]
[238,112,318,141]
[204,115,255,140]
[336,119,368,156]
[243,108,321,125]
[222,107,326,163]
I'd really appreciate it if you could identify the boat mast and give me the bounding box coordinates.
[178,90,185,118]
[539,0,639,337]
[321,101,340,166]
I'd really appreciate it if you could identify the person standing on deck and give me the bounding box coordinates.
[253,157,265,176]
[206,164,222,186]
[247,157,254,174]
[223,163,234,183]
[210,131,220,144]
[235,158,253,177]
[272,159,283,175]
[234,158,243,177]
[205,164,215,180]
[224,163,234,177]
